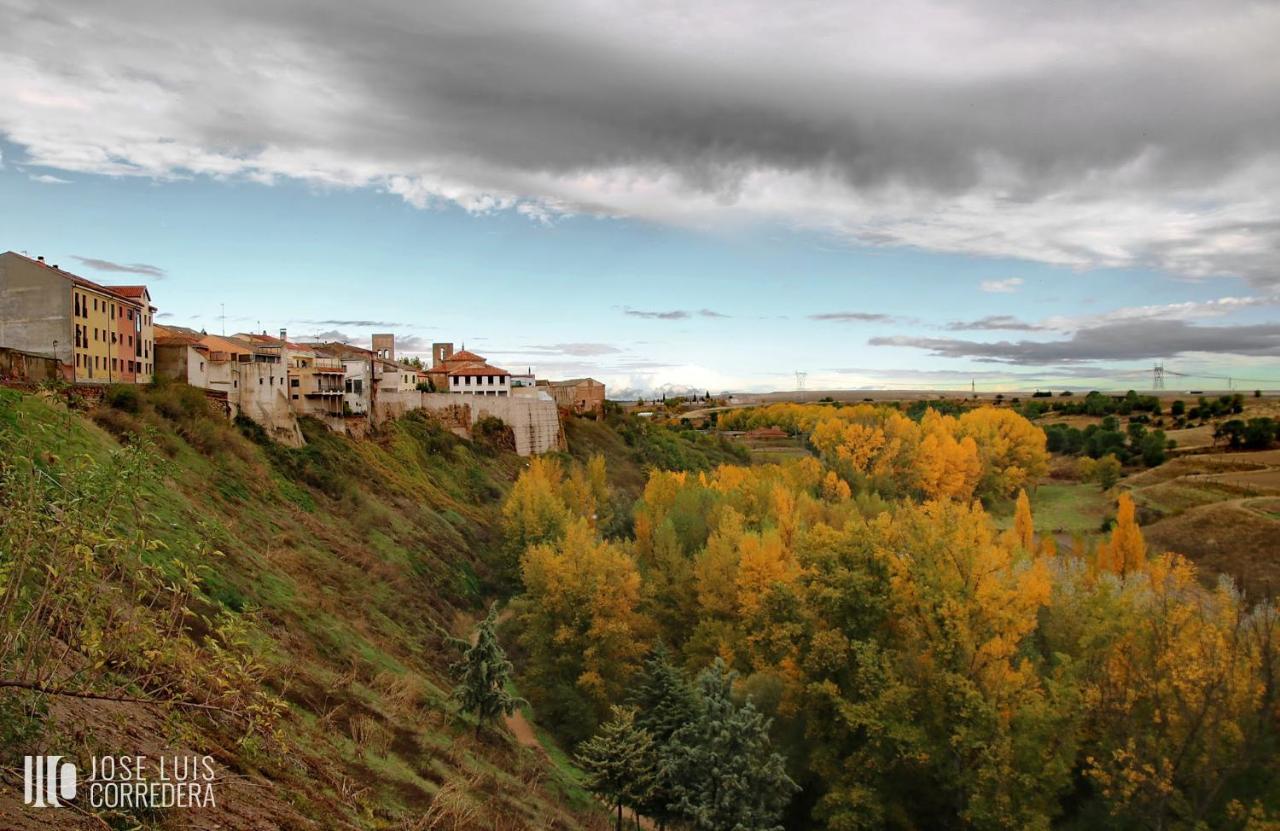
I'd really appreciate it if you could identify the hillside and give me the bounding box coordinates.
[0,384,613,830]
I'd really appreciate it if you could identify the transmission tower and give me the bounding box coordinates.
[795,371,807,392]
[1152,362,1165,390]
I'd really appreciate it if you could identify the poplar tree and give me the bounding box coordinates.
[449,603,523,737]
[665,659,798,831]
[578,705,658,831]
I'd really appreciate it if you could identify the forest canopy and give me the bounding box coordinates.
[506,403,1279,830]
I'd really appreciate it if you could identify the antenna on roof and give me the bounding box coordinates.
[221,303,226,336]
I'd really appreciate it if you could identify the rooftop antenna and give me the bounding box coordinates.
[1153,362,1165,390]
[220,303,226,336]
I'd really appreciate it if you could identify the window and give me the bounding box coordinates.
[292,394,298,400]
[259,378,263,385]
[200,361,205,372]
[76,354,81,367]
[112,358,118,371]
[290,378,299,388]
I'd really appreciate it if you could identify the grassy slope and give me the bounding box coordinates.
[1,385,605,830]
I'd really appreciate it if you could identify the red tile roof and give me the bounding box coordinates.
[448,366,510,377]
[105,285,150,298]
[445,349,487,363]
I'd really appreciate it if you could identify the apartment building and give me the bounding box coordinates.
[0,251,157,383]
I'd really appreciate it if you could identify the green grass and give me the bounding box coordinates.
[992,482,1112,534]
[0,386,613,830]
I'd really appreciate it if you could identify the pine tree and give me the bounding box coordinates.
[449,603,524,737]
[630,645,698,829]
[578,705,659,831]
[665,659,798,831]
[631,644,697,743]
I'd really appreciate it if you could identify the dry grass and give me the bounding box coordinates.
[1144,500,1280,598]
[1125,447,1280,598]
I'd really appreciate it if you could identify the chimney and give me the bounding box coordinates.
[279,328,287,345]
[37,255,44,262]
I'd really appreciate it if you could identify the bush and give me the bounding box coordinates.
[105,384,141,413]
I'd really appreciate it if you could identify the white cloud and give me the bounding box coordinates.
[980,277,1023,293]
[0,0,1277,283]
[29,173,70,184]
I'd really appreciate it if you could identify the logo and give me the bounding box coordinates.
[23,756,77,808]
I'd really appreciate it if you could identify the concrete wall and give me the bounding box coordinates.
[0,253,72,368]
[372,391,564,455]
[155,343,208,388]
[236,360,303,446]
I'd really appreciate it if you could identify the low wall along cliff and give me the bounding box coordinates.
[372,391,565,456]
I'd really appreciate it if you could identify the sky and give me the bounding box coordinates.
[1,0,1278,396]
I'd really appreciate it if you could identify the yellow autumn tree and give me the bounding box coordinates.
[1013,488,1035,552]
[917,410,982,501]
[503,456,572,554]
[1098,492,1146,578]
[1084,554,1264,825]
[956,407,1049,498]
[516,518,649,738]
[820,470,851,502]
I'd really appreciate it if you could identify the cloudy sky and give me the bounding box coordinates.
[1,0,1278,394]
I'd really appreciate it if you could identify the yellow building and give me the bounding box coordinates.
[0,251,155,384]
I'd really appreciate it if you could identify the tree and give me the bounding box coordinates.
[956,408,1049,498]
[631,644,698,743]
[1013,488,1035,552]
[517,519,649,741]
[1098,492,1146,578]
[630,645,698,829]
[579,705,659,831]
[665,659,798,831]
[449,603,524,737]
[1140,430,1168,467]
[1087,454,1123,490]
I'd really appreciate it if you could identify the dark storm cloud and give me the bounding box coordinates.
[72,256,166,278]
[3,1,1279,281]
[871,319,1280,364]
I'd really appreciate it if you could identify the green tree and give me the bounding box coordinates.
[578,705,659,831]
[1140,430,1168,467]
[666,659,798,831]
[630,644,698,829]
[449,603,524,737]
[631,644,698,743]
[1092,454,1122,490]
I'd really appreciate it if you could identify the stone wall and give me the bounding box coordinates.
[0,347,69,383]
[371,391,565,456]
